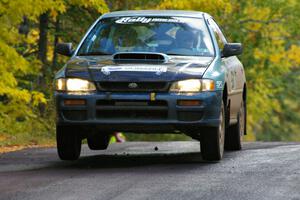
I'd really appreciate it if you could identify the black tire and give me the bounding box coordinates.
[87,134,110,150]
[200,101,225,161]
[56,125,82,160]
[224,99,245,151]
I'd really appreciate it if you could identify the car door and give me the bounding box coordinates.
[207,18,244,122]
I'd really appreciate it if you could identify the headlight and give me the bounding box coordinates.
[169,79,215,93]
[55,78,96,92]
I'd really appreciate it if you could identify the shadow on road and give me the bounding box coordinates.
[61,141,293,169]
[58,152,215,169]
[2,142,299,172]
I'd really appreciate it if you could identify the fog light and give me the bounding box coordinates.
[177,100,201,106]
[64,99,86,106]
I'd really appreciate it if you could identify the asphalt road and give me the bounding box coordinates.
[0,141,300,200]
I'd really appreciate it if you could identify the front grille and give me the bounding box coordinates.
[177,111,203,121]
[97,82,169,92]
[96,100,168,120]
[62,110,87,121]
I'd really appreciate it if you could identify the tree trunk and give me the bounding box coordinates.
[52,16,60,68]
[37,12,49,116]
[19,16,29,36]
[38,12,49,67]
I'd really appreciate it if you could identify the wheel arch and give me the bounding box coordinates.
[222,83,230,128]
[243,83,247,102]
[243,83,247,135]
[222,82,228,105]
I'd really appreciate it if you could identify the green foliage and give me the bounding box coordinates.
[0,0,48,146]
[0,0,108,147]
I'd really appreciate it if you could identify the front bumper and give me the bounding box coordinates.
[55,91,223,134]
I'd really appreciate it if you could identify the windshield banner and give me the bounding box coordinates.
[115,17,183,24]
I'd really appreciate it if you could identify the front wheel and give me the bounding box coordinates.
[200,101,225,161]
[56,126,82,161]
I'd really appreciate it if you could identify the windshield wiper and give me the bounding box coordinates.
[166,53,213,57]
[166,53,185,56]
[77,51,112,56]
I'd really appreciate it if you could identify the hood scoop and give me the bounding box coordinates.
[113,52,168,63]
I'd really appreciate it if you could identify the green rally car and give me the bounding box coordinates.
[54,10,247,161]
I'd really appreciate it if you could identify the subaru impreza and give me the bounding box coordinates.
[54,10,246,161]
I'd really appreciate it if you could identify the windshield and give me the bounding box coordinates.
[77,16,214,57]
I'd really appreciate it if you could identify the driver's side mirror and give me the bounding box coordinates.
[222,43,243,58]
[55,43,74,57]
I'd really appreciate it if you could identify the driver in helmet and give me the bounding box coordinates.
[175,29,196,49]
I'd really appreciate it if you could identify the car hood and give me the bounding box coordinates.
[63,55,213,82]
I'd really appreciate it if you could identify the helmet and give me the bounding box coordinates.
[175,29,196,49]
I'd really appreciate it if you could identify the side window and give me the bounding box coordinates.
[207,18,227,51]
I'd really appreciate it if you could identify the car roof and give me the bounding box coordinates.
[101,10,208,19]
